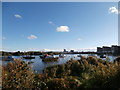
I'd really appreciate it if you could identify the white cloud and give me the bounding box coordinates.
[61,48,96,52]
[48,21,55,26]
[14,14,22,18]
[77,38,82,41]
[48,21,53,24]
[41,49,63,52]
[108,6,119,14]
[56,26,70,32]
[27,35,37,40]
[76,47,97,52]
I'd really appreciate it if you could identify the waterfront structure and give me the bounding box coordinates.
[102,46,111,53]
[97,45,120,55]
[63,49,67,52]
[97,47,103,54]
[111,45,120,55]
[70,50,74,53]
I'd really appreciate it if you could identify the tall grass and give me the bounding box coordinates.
[2,56,120,89]
[2,59,35,88]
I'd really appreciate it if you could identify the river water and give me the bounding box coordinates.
[1,54,118,73]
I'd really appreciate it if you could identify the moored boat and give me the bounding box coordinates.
[39,54,53,59]
[42,57,59,62]
[77,54,82,57]
[23,56,35,59]
[39,55,45,59]
[100,55,107,58]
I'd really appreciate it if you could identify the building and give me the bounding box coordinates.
[102,46,111,53]
[97,47,103,54]
[97,45,120,55]
[63,49,67,52]
[111,45,120,55]
[70,50,74,53]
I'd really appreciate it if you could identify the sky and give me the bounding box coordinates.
[2,0,120,2]
[2,2,118,52]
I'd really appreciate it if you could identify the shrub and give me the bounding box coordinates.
[2,56,120,89]
[2,59,34,88]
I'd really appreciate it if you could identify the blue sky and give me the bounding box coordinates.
[2,2,118,51]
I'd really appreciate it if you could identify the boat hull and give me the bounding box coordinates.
[42,57,59,62]
[23,57,35,59]
[100,55,107,58]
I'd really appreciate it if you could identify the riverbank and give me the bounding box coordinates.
[2,56,120,89]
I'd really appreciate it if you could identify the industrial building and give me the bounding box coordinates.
[97,45,120,55]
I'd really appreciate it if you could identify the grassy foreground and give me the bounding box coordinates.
[2,56,120,89]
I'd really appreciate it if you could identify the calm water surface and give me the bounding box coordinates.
[1,54,118,73]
